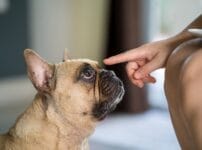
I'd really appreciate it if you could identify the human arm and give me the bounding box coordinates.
[104,14,202,87]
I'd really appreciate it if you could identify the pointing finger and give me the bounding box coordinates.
[104,49,145,65]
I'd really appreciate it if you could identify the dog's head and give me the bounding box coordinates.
[24,49,124,135]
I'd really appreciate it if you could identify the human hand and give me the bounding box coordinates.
[104,40,174,88]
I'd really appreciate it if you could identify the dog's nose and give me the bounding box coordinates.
[100,69,116,78]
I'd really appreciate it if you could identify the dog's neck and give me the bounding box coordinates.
[8,94,90,149]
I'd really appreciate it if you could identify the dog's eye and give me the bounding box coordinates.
[80,66,96,82]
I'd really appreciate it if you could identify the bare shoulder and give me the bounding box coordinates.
[165,38,202,91]
[180,47,202,83]
[165,37,202,149]
[166,38,202,70]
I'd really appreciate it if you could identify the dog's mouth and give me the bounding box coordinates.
[93,69,125,120]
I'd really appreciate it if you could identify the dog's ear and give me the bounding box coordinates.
[63,48,70,61]
[24,49,55,92]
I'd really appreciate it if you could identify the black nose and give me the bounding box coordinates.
[100,69,116,78]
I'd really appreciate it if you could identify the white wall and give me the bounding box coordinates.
[28,0,110,63]
[0,0,110,108]
[160,0,202,35]
[0,0,9,14]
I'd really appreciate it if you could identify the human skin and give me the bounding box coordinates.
[104,14,202,149]
[165,37,202,150]
[104,15,202,88]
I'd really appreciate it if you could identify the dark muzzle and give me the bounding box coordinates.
[93,69,125,120]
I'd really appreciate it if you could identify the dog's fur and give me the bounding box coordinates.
[165,29,202,149]
[0,50,124,150]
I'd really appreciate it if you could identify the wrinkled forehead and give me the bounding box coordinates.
[56,58,100,74]
[66,59,99,69]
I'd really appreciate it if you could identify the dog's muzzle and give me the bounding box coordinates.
[93,69,125,120]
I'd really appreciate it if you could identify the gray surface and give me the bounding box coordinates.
[90,140,137,150]
[89,110,180,150]
[0,103,180,150]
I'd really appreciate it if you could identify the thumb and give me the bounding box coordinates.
[134,59,160,79]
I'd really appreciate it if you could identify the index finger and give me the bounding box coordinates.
[103,49,144,65]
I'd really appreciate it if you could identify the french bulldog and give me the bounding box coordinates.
[0,49,124,150]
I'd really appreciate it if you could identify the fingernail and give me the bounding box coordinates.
[139,84,144,88]
[135,72,142,79]
[137,82,144,88]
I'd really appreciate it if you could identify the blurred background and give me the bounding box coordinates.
[0,0,201,149]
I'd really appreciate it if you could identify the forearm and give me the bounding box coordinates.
[165,14,202,49]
